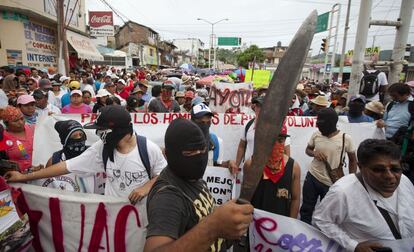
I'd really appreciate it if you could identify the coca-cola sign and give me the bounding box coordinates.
[89,11,114,37]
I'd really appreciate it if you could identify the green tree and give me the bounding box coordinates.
[217,48,237,65]
[236,45,265,68]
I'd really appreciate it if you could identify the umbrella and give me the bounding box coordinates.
[234,68,246,75]
[407,80,414,87]
[196,75,233,87]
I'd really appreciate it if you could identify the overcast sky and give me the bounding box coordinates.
[85,0,414,55]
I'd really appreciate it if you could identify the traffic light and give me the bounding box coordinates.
[321,38,328,52]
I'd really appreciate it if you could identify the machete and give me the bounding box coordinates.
[238,10,317,202]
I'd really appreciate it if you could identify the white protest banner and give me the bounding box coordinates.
[32,113,379,187]
[209,82,254,113]
[250,209,344,251]
[11,183,146,252]
[203,166,234,205]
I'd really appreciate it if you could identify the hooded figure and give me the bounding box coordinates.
[165,118,208,180]
[54,120,88,160]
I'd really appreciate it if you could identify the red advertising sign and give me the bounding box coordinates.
[88,11,114,36]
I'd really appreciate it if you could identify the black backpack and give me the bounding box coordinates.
[360,70,380,96]
[102,134,152,178]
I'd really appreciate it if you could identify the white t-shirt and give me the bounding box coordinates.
[66,137,167,198]
[66,136,167,226]
[362,70,388,101]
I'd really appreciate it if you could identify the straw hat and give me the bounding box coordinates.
[365,101,385,115]
[310,95,329,107]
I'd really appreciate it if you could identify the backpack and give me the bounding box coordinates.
[360,70,380,97]
[102,134,151,179]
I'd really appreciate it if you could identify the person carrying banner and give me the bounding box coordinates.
[300,108,357,225]
[233,96,291,174]
[191,103,238,172]
[247,123,301,218]
[42,120,95,193]
[313,139,414,252]
[5,105,167,222]
[145,118,253,252]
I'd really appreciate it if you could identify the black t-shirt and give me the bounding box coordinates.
[146,168,224,251]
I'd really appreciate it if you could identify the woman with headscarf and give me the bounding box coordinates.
[2,106,35,172]
[288,94,303,116]
[42,120,95,193]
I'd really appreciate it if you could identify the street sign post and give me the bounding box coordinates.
[217,37,241,46]
[316,12,329,33]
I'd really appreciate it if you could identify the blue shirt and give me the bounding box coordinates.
[384,98,413,138]
[347,114,374,123]
[61,93,71,108]
[142,93,152,103]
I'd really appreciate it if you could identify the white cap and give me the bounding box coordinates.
[96,89,111,98]
[70,90,83,96]
[191,103,213,118]
[59,76,70,83]
[117,79,126,85]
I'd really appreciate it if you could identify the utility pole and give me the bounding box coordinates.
[348,0,372,100]
[329,4,341,82]
[388,0,414,84]
[338,0,351,83]
[56,0,71,75]
[197,18,228,70]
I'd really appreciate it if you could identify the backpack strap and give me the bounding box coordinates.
[136,134,151,179]
[339,133,346,167]
[210,133,220,163]
[355,173,402,240]
[102,135,151,179]
[51,150,63,165]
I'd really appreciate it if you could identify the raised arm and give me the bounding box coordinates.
[5,161,69,183]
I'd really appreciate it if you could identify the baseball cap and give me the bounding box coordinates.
[59,76,70,83]
[191,96,205,107]
[175,91,185,98]
[252,96,265,105]
[96,89,111,98]
[68,81,81,90]
[117,79,126,85]
[184,91,195,99]
[39,79,52,89]
[32,89,48,100]
[70,90,83,96]
[350,94,366,104]
[84,105,131,130]
[127,96,139,107]
[51,80,61,86]
[17,94,36,105]
[191,103,213,119]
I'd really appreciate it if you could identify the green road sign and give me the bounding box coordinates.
[218,37,241,46]
[316,12,329,33]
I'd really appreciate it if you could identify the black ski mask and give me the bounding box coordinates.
[316,108,338,136]
[97,124,134,162]
[165,118,208,180]
[55,120,87,159]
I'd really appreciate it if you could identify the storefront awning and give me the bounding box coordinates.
[66,30,104,61]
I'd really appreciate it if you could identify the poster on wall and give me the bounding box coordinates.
[89,11,114,37]
[23,21,57,68]
[6,50,22,66]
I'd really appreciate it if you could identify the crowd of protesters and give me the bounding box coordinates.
[0,62,414,252]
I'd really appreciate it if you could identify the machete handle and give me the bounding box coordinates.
[236,198,250,205]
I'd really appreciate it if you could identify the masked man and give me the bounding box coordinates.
[41,120,94,193]
[145,118,253,252]
[246,123,301,218]
[5,105,167,244]
[300,108,357,224]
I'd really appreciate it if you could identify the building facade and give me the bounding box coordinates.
[0,0,102,71]
[172,38,205,66]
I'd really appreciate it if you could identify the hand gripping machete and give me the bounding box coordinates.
[238,11,317,203]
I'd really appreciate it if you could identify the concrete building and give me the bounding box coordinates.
[0,0,103,71]
[261,41,288,67]
[172,38,205,66]
[115,21,161,68]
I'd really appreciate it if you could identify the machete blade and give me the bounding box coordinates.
[239,10,317,202]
